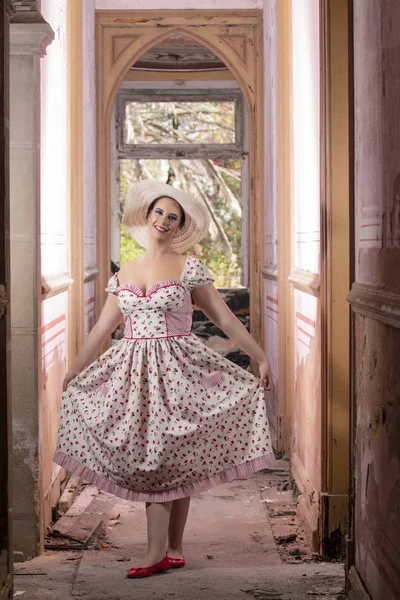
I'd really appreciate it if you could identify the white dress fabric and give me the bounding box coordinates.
[53,257,276,502]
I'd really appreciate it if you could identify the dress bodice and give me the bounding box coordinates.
[105,257,214,340]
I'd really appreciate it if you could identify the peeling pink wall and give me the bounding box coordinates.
[293,289,320,487]
[40,0,69,529]
[353,1,400,598]
[263,0,278,446]
[290,0,321,498]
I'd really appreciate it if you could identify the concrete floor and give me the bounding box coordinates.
[13,471,345,600]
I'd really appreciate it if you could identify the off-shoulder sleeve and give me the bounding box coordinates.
[105,273,119,296]
[182,258,215,291]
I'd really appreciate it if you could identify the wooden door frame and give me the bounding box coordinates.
[95,9,265,346]
[277,0,352,555]
[68,1,85,369]
[319,0,352,557]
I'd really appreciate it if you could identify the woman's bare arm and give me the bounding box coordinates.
[191,284,272,388]
[63,295,123,390]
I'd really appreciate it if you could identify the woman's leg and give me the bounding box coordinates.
[167,496,191,559]
[141,501,172,567]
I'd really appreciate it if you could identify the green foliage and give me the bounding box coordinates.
[120,226,145,264]
[184,241,241,288]
[118,100,244,288]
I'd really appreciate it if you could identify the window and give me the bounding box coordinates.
[117,90,244,159]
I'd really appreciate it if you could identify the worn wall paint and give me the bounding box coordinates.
[264,279,278,447]
[83,0,96,276]
[84,281,96,338]
[293,290,320,487]
[10,44,43,556]
[40,0,69,534]
[289,0,321,528]
[41,292,68,525]
[291,0,320,274]
[95,0,263,9]
[355,1,400,291]
[354,316,400,599]
[353,1,400,599]
[41,0,68,278]
[263,0,278,447]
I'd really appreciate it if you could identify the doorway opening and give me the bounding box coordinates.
[110,39,251,368]
[96,11,265,346]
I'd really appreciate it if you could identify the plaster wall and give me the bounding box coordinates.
[263,0,278,446]
[40,0,68,278]
[40,0,69,533]
[83,0,97,337]
[291,0,320,274]
[353,1,400,598]
[290,0,321,518]
[41,292,68,519]
[293,289,320,489]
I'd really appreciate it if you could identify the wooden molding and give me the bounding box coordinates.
[262,263,278,281]
[124,69,235,82]
[347,567,372,600]
[320,492,349,558]
[41,272,73,299]
[84,266,100,284]
[288,268,320,297]
[116,89,245,160]
[347,282,400,329]
[291,452,320,551]
[320,0,351,519]
[276,0,294,455]
[96,10,265,347]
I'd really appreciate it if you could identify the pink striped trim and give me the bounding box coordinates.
[52,451,277,503]
[201,371,225,389]
[119,282,185,297]
[123,332,191,340]
[119,286,142,297]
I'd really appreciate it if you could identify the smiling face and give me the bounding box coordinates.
[146,196,185,245]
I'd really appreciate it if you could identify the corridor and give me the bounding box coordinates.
[1,1,399,600]
[13,467,344,600]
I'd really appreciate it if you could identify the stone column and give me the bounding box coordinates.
[0,1,16,596]
[10,12,53,558]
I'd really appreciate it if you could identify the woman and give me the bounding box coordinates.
[54,180,276,579]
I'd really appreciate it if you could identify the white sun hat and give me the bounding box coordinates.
[122,179,210,253]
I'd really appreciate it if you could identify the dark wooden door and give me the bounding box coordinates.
[0,0,13,597]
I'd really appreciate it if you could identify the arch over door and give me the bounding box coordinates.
[95,10,265,343]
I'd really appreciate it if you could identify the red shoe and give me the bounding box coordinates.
[167,556,185,569]
[126,555,170,579]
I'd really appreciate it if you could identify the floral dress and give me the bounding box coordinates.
[53,257,276,502]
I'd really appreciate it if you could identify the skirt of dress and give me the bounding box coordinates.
[53,333,277,502]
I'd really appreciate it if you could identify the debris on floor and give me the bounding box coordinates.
[13,471,344,600]
[255,462,317,564]
[45,483,111,550]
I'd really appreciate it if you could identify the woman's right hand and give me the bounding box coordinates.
[62,369,80,392]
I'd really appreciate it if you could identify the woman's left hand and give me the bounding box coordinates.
[258,358,272,390]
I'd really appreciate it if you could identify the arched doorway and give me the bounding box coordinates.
[95,10,265,345]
